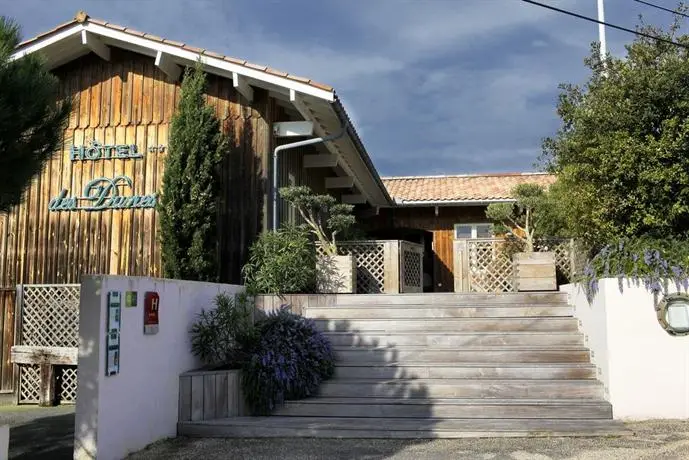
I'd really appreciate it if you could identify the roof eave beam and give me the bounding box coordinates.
[232,72,254,102]
[342,194,367,205]
[155,50,182,81]
[81,30,110,61]
[304,154,338,168]
[326,176,355,189]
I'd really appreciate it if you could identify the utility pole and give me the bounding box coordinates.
[598,0,608,66]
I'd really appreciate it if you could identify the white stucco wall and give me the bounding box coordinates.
[74,275,242,460]
[562,278,689,420]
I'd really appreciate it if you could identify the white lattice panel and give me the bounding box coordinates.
[59,366,78,403]
[18,364,40,404]
[466,238,577,293]
[338,242,386,294]
[21,285,80,348]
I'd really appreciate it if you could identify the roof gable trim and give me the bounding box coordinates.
[12,22,335,102]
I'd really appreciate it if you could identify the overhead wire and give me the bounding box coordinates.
[521,0,689,49]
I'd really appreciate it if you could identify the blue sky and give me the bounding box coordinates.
[4,0,679,176]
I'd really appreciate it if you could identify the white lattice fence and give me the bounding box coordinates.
[466,238,577,293]
[320,241,386,293]
[17,284,80,404]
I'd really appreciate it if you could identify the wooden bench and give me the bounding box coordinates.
[10,345,77,406]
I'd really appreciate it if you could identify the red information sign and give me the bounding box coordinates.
[144,291,159,335]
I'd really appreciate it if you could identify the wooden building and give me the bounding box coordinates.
[364,173,557,292]
[0,12,392,391]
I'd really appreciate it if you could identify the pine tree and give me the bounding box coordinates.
[158,63,226,281]
[0,16,71,213]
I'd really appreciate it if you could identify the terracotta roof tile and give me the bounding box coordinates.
[106,23,126,31]
[382,173,557,203]
[265,67,288,77]
[182,44,204,53]
[143,33,164,42]
[14,12,336,96]
[123,28,146,37]
[244,62,268,71]
[162,38,184,47]
[285,75,311,84]
[202,50,225,59]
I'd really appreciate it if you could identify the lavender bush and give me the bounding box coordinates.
[582,238,689,301]
[241,306,335,415]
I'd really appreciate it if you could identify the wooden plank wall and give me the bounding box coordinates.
[0,48,272,288]
[0,288,16,392]
[363,206,488,292]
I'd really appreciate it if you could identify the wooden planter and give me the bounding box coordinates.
[513,252,557,291]
[316,254,357,294]
[178,369,246,422]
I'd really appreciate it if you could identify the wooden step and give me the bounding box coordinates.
[333,363,597,380]
[179,416,629,438]
[307,305,573,319]
[276,398,613,419]
[314,317,580,333]
[324,332,585,347]
[333,347,591,364]
[318,379,604,399]
[333,292,568,306]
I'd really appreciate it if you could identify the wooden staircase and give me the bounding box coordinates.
[178,292,628,438]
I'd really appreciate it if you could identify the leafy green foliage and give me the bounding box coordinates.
[0,16,71,213]
[242,225,316,295]
[158,63,227,281]
[485,183,548,252]
[279,186,356,256]
[582,238,689,301]
[541,12,689,245]
[241,306,334,415]
[189,292,258,369]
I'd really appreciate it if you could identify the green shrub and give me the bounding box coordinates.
[189,292,257,369]
[241,306,335,415]
[242,225,316,295]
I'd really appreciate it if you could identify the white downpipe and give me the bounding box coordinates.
[272,123,348,231]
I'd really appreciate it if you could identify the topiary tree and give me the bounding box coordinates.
[158,63,227,281]
[485,183,548,253]
[278,186,355,256]
[0,16,71,213]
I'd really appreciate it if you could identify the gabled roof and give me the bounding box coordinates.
[382,172,556,205]
[12,11,392,207]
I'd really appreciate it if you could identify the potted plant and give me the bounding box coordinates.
[485,183,556,291]
[279,186,357,293]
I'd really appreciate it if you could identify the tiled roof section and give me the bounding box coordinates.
[15,12,335,93]
[382,173,557,203]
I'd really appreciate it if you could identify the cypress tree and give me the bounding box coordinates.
[0,16,71,213]
[158,63,226,281]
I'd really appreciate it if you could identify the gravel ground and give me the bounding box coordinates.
[128,420,689,460]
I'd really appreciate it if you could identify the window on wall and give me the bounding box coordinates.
[287,173,296,224]
[454,223,493,239]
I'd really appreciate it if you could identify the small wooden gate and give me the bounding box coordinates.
[14,284,80,404]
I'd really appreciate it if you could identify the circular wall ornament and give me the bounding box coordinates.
[656,293,689,336]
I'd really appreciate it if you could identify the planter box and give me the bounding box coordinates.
[178,369,246,422]
[316,254,356,294]
[513,252,557,291]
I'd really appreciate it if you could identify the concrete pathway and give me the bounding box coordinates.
[128,420,689,460]
[0,404,74,459]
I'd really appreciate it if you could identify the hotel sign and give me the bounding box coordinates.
[49,140,161,212]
